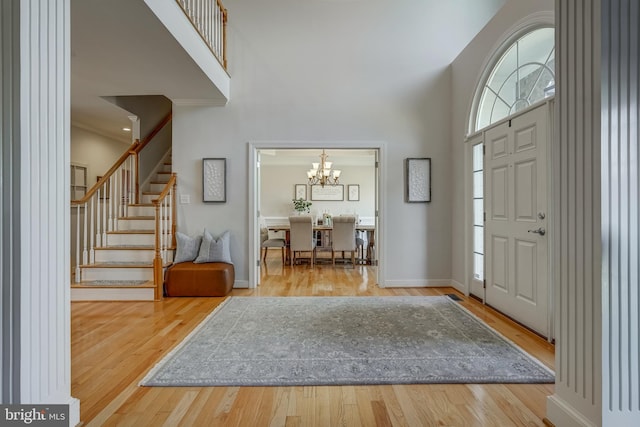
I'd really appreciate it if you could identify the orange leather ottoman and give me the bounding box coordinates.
[164,262,234,297]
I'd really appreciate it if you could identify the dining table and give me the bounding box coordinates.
[267,223,376,265]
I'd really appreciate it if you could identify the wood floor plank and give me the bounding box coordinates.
[72,255,555,426]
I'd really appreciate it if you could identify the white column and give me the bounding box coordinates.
[18,0,80,425]
[128,114,140,142]
[548,0,640,426]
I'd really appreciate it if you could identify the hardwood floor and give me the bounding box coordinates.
[72,255,555,426]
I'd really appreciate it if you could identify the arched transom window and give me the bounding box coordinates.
[475,27,555,131]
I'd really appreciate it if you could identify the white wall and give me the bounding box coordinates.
[449,0,554,289]
[171,0,504,285]
[70,126,130,186]
[260,164,375,220]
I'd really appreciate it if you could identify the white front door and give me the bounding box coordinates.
[484,103,549,337]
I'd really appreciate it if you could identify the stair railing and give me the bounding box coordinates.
[152,173,177,300]
[176,0,228,70]
[71,142,140,282]
[131,112,172,203]
[70,113,172,282]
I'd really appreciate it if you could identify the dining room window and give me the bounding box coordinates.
[474,27,555,132]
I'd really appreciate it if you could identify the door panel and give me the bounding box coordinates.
[484,103,549,337]
[514,160,536,221]
[491,166,509,220]
[491,236,509,292]
[514,238,536,302]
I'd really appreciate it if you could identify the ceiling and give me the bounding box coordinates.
[70,0,227,142]
[71,0,508,143]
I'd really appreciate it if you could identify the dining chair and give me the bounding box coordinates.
[288,215,316,267]
[260,228,286,264]
[331,215,363,267]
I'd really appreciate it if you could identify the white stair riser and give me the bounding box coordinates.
[155,173,171,183]
[161,164,172,173]
[142,194,159,204]
[95,249,155,263]
[81,267,153,281]
[107,233,155,246]
[149,182,168,192]
[117,218,170,230]
[71,287,155,301]
[128,205,155,216]
[94,249,174,263]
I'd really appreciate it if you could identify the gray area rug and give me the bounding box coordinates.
[140,296,554,386]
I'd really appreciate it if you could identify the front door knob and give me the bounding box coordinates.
[528,227,546,236]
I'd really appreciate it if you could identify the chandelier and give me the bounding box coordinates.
[307,149,341,187]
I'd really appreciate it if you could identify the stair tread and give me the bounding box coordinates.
[81,262,154,268]
[108,230,155,234]
[72,280,155,288]
[118,216,155,220]
[95,245,155,250]
[142,191,161,195]
[128,203,154,207]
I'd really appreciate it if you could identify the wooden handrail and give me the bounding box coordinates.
[71,112,172,206]
[71,141,140,205]
[134,112,172,154]
[152,173,177,300]
[152,173,177,205]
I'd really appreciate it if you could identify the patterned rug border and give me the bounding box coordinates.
[140,296,555,387]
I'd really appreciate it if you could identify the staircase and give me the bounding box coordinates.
[71,159,175,301]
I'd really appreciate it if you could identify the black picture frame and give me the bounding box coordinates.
[203,158,227,203]
[405,158,431,202]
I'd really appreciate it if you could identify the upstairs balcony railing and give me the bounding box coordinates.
[177,0,228,70]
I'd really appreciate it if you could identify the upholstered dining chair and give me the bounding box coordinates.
[331,215,364,267]
[260,228,286,264]
[288,215,316,267]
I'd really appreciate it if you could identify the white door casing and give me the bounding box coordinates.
[484,103,549,337]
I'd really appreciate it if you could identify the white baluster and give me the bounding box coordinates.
[115,165,121,225]
[75,204,81,282]
[82,201,88,265]
[214,6,219,56]
[96,189,101,247]
[130,155,135,208]
[123,159,128,215]
[108,174,114,231]
[102,184,107,245]
[90,196,95,264]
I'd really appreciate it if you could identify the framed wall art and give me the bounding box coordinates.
[203,158,226,203]
[294,184,307,200]
[310,184,344,201]
[347,184,360,201]
[405,158,431,202]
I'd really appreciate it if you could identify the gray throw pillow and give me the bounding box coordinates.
[194,230,232,264]
[173,232,202,264]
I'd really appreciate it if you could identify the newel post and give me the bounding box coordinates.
[153,201,163,300]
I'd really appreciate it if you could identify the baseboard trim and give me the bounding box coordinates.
[383,279,453,288]
[546,395,597,427]
[449,280,465,294]
[233,280,249,289]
